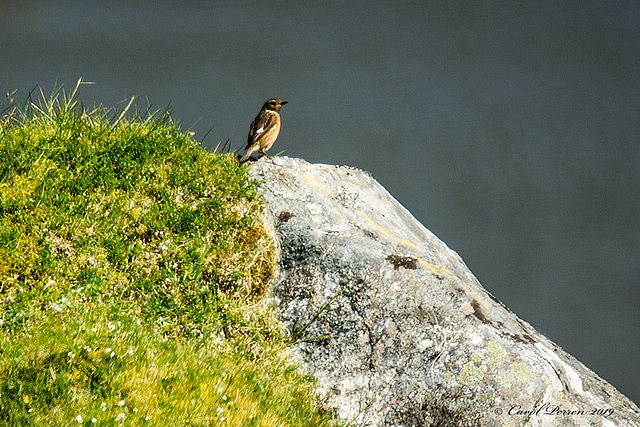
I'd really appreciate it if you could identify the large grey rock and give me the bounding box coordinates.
[249,157,640,427]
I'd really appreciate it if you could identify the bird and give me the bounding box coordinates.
[240,98,288,163]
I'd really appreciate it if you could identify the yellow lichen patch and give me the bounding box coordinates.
[459,360,488,387]
[459,341,508,387]
[471,341,507,371]
[510,362,538,383]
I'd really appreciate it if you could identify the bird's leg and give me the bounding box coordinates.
[261,150,277,164]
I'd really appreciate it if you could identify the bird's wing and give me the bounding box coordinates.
[246,112,279,148]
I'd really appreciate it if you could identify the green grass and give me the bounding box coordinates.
[0,81,334,426]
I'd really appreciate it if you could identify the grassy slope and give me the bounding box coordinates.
[0,85,332,426]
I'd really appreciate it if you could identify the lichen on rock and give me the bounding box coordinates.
[250,157,640,427]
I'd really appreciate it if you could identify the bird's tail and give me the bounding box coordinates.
[239,146,255,163]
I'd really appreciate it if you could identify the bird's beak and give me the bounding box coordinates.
[282,101,288,105]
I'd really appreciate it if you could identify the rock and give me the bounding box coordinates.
[249,157,640,427]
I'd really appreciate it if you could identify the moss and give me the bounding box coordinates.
[0,81,334,426]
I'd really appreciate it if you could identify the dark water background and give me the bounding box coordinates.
[2,0,639,404]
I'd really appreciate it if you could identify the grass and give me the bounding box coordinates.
[0,81,334,426]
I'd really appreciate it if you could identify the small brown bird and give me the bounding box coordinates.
[240,98,288,163]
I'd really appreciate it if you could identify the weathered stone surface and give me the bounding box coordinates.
[249,157,640,427]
